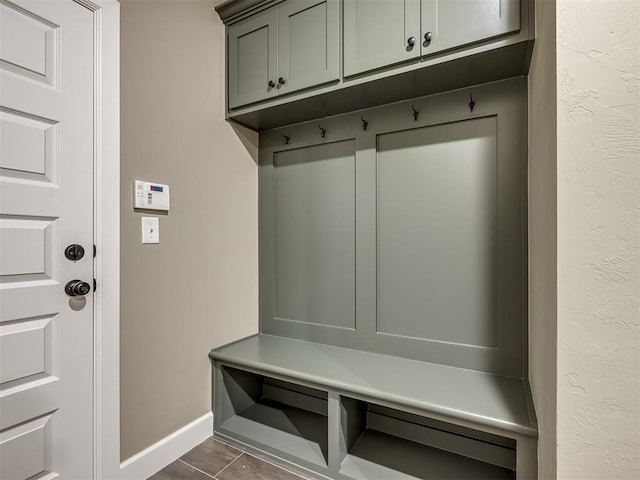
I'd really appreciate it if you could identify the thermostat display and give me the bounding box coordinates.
[134,180,170,211]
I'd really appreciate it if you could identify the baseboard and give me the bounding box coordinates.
[119,412,213,480]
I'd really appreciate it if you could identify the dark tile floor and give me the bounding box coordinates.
[148,437,318,480]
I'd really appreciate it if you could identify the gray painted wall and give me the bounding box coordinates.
[120,0,258,460]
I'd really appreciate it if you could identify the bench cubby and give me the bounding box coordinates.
[337,398,516,479]
[214,365,329,471]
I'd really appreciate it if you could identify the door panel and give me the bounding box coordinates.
[0,1,94,478]
[344,0,421,77]
[277,0,339,95]
[228,9,278,109]
[0,414,54,480]
[421,0,520,56]
[0,316,54,384]
[0,0,57,85]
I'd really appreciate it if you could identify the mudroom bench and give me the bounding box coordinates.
[210,334,537,480]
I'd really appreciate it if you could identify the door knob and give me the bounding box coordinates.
[65,279,91,297]
[278,77,286,85]
[424,31,433,43]
[407,36,416,47]
[268,80,276,88]
[64,244,85,261]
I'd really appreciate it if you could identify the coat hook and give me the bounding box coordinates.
[281,134,290,145]
[361,116,368,131]
[318,124,326,138]
[468,94,476,112]
[412,105,419,121]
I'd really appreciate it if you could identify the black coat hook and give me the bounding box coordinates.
[412,105,419,121]
[361,116,368,131]
[469,94,476,112]
[318,125,326,138]
[281,134,290,145]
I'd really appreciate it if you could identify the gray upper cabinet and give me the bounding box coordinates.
[343,0,421,77]
[421,0,520,56]
[228,9,278,109]
[344,0,520,77]
[228,0,339,110]
[277,0,339,96]
[217,0,533,129]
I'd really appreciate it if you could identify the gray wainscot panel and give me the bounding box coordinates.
[273,140,356,330]
[376,117,498,347]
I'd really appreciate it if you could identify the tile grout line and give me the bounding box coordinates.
[177,459,217,480]
[210,437,249,455]
[241,452,312,479]
[211,436,313,480]
[212,451,245,479]
[210,438,312,480]
[210,436,313,480]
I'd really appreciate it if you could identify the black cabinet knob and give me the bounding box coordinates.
[407,36,416,47]
[268,80,276,88]
[424,31,433,43]
[65,279,91,297]
[278,77,286,85]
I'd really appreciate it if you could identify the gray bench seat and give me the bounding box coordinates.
[210,333,537,437]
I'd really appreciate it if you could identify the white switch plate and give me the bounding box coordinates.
[141,217,159,244]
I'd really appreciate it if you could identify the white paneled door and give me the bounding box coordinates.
[0,0,95,478]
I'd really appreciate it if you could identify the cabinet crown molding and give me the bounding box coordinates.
[215,0,278,24]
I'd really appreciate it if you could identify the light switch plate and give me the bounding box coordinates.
[141,217,159,244]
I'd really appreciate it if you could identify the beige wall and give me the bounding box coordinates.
[528,0,557,477]
[556,0,639,478]
[120,0,258,460]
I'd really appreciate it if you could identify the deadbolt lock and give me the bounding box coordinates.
[65,244,85,261]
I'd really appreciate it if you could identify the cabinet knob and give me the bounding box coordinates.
[278,77,286,85]
[268,80,276,88]
[407,36,416,47]
[424,31,433,43]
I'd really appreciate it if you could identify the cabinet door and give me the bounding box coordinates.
[277,0,339,95]
[228,9,278,109]
[421,0,520,56]
[344,0,421,77]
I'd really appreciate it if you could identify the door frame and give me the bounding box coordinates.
[77,1,120,478]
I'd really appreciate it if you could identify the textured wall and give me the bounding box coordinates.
[528,0,557,477]
[120,0,258,460]
[556,0,640,478]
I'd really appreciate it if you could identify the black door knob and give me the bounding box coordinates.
[407,36,416,47]
[65,279,91,297]
[278,77,286,85]
[424,31,433,43]
[65,244,85,261]
[268,80,276,88]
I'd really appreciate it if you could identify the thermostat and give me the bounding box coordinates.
[134,180,170,211]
